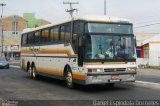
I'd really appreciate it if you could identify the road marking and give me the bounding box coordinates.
[135,80,160,89]
[10,65,20,69]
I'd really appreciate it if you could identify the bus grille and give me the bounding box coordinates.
[104,68,126,72]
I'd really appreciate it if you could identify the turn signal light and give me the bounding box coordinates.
[88,69,92,73]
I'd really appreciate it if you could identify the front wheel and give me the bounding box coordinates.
[105,83,115,88]
[65,70,74,88]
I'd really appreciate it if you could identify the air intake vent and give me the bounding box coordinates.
[104,68,126,72]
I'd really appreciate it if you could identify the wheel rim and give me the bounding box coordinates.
[66,71,72,86]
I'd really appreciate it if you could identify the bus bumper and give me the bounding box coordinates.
[85,72,136,85]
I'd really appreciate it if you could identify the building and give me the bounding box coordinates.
[136,33,160,66]
[23,13,51,28]
[0,15,27,60]
[0,13,51,60]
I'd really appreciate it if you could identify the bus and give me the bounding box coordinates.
[20,15,137,88]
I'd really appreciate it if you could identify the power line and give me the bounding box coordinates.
[134,19,160,25]
[134,22,160,28]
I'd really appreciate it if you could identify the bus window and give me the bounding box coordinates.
[28,33,34,44]
[73,21,84,34]
[22,34,28,46]
[65,23,71,41]
[60,26,65,41]
[50,27,59,42]
[42,29,49,42]
[35,31,41,43]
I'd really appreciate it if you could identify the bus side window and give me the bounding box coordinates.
[28,33,34,44]
[50,26,59,42]
[72,21,84,53]
[73,21,84,34]
[35,31,41,44]
[60,26,65,41]
[22,34,28,46]
[65,23,71,41]
[41,29,49,43]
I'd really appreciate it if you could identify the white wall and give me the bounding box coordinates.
[149,43,160,66]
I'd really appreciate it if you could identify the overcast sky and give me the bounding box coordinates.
[1,0,160,33]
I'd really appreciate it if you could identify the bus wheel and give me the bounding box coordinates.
[65,70,74,88]
[105,83,115,88]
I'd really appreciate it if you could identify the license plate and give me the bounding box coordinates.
[111,75,119,80]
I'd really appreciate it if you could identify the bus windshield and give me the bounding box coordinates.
[87,23,133,34]
[85,35,135,61]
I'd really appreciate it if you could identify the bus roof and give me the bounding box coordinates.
[22,15,132,34]
[76,15,132,23]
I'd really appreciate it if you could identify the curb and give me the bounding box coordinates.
[134,81,160,89]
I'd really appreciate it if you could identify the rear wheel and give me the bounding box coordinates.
[65,70,74,88]
[105,83,115,88]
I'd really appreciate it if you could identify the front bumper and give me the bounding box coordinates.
[86,72,136,85]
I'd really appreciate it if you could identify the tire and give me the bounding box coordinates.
[105,83,115,88]
[65,70,74,88]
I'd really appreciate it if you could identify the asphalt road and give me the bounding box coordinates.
[136,69,160,83]
[0,68,160,106]
[136,75,160,83]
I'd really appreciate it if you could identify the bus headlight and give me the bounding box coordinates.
[88,68,103,73]
[127,67,137,72]
[93,68,103,73]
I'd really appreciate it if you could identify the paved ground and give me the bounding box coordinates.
[9,60,20,66]
[136,68,160,83]
[0,68,160,106]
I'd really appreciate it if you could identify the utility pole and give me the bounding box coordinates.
[104,0,106,15]
[63,1,79,42]
[0,3,6,57]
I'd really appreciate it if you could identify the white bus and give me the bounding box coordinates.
[21,15,137,88]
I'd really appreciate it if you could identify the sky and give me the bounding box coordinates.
[1,0,160,33]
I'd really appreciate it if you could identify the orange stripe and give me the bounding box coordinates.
[21,49,77,57]
[36,68,63,76]
[21,50,29,54]
[36,67,85,80]
[73,74,85,80]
